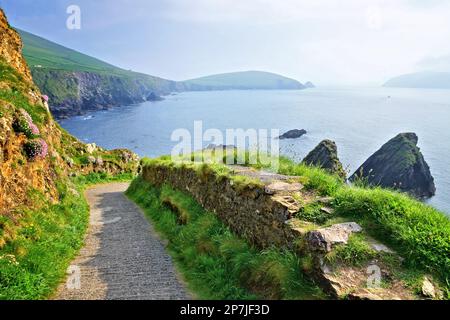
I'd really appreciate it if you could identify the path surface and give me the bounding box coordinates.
[55,183,190,300]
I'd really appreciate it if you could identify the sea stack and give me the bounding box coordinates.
[302,140,346,179]
[279,129,307,140]
[350,133,436,198]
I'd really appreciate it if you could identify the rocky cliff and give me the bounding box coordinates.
[302,140,346,179]
[30,68,182,119]
[0,9,138,215]
[0,15,32,83]
[350,133,436,198]
[18,29,184,119]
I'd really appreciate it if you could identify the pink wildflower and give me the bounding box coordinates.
[30,123,40,135]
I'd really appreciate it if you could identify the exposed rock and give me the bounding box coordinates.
[66,157,74,167]
[146,92,163,101]
[0,10,33,82]
[307,222,363,252]
[367,238,395,254]
[95,156,103,166]
[264,181,303,195]
[118,149,139,163]
[421,276,437,299]
[320,207,334,215]
[87,156,96,164]
[302,140,346,178]
[279,129,307,140]
[304,81,315,88]
[86,143,97,154]
[350,133,436,198]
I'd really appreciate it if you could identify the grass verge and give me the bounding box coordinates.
[0,173,133,300]
[126,176,326,300]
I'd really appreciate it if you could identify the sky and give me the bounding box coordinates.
[2,0,450,85]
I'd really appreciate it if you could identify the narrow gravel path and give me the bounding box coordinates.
[55,183,190,300]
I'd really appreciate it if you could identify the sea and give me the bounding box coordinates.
[60,87,450,215]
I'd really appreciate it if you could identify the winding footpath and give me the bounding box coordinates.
[55,183,190,300]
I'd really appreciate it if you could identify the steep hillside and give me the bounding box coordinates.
[0,9,138,298]
[384,71,450,89]
[183,71,306,91]
[18,29,183,118]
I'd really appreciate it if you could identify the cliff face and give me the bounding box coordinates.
[350,133,436,198]
[0,9,138,216]
[31,68,183,118]
[0,12,32,83]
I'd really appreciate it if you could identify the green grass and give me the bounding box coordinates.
[184,70,303,90]
[0,173,133,300]
[141,153,450,295]
[0,59,49,124]
[324,234,378,267]
[126,177,326,300]
[17,29,179,108]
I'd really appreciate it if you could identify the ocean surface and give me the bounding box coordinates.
[60,87,450,215]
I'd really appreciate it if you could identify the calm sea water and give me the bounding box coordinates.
[60,87,450,215]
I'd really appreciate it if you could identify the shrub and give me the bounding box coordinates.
[24,139,48,160]
[12,109,39,138]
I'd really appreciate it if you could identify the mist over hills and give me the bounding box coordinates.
[384,71,450,89]
[19,29,311,118]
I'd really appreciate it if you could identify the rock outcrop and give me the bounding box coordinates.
[302,139,346,178]
[279,129,307,140]
[0,10,32,82]
[350,133,436,198]
[306,222,362,252]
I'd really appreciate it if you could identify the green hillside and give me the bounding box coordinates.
[183,71,305,90]
[19,29,119,73]
[17,29,180,118]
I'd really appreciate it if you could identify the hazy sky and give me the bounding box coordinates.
[2,0,450,85]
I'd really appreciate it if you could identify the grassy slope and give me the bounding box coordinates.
[137,152,450,297]
[18,29,179,105]
[184,71,304,90]
[19,30,119,74]
[126,178,325,300]
[19,29,161,80]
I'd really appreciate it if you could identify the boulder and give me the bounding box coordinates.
[350,133,436,198]
[306,222,362,252]
[302,140,346,178]
[421,276,437,299]
[86,143,97,154]
[279,129,307,140]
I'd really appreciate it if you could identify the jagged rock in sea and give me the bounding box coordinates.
[304,81,315,88]
[279,129,307,140]
[302,139,346,179]
[350,133,436,199]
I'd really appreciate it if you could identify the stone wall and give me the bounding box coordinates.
[142,163,300,248]
[141,161,426,300]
